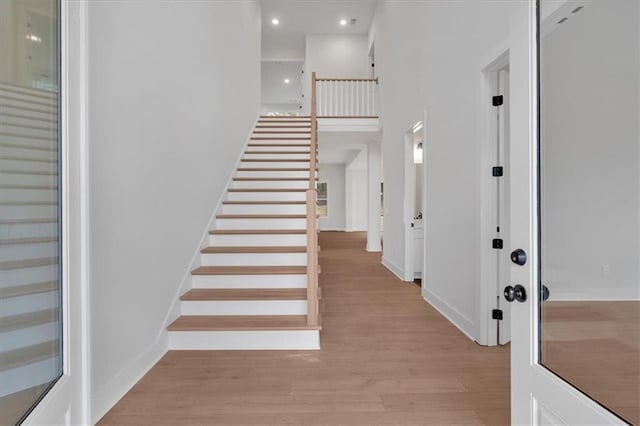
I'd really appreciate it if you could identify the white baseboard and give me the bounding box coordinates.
[92,333,168,424]
[319,227,346,232]
[168,330,320,350]
[422,288,477,342]
[381,256,404,281]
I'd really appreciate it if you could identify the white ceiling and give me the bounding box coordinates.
[261,0,378,60]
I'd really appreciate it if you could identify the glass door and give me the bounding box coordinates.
[539,0,639,423]
[0,0,63,424]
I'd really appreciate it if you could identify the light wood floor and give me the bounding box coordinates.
[99,232,510,425]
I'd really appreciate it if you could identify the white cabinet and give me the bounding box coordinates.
[413,219,423,278]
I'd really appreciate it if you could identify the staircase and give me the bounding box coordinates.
[0,82,61,407]
[167,116,321,350]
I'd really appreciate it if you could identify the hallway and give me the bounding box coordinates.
[99,232,510,425]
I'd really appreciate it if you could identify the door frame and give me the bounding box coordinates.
[22,0,91,424]
[510,1,624,423]
[403,114,426,282]
[479,49,510,346]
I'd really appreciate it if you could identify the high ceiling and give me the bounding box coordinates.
[261,0,378,60]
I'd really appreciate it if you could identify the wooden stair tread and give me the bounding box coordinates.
[180,288,307,301]
[168,315,320,331]
[254,126,310,129]
[250,137,311,140]
[216,214,305,219]
[237,168,315,171]
[253,131,311,134]
[241,158,310,162]
[227,188,307,192]
[232,178,316,182]
[192,266,306,275]
[0,308,58,333]
[0,237,57,246]
[0,281,57,299]
[0,257,58,271]
[201,246,306,254]
[223,201,306,205]
[0,340,59,372]
[247,143,310,147]
[209,229,306,235]
[245,151,310,155]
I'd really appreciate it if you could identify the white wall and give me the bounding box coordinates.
[318,164,346,231]
[346,166,368,232]
[88,1,261,420]
[304,35,371,113]
[261,60,303,112]
[541,0,639,301]
[371,1,511,340]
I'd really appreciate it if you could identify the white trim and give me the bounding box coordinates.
[318,227,346,232]
[381,256,404,281]
[478,46,510,347]
[421,290,477,342]
[92,335,168,424]
[22,1,92,424]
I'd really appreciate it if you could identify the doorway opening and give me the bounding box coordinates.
[480,52,511,346]
[403,117,426,283]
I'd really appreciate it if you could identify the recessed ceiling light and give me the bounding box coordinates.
[284,78,290,84]
[340,19,348,26]
[272,18,280,25]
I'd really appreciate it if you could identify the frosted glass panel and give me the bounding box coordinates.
[0,0,62,424]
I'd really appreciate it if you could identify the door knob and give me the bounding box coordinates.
[510,249,527,265]
[541,285,550,302]
[504,285,527,303]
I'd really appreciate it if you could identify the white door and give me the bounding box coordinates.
[510,1,638,424]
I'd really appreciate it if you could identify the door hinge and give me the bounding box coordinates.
[492,95,504,106]
[492,166,504,177]
[492,309,503,320]
[492,238,504,249]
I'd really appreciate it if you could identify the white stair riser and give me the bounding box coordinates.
[0,322,59,352]
[0,158,57,173]
[0,188,57,203]
[226,192,306,202]
[247,146,310,152]
[243,153,310,160]
[181,300,307,316]
[232,180,309,189]
[191,274,306,289]
[240,161,310,169]
[0,242,58,262]
[248,141,311,147]
[168,330,319,350]
[0,223,58,240]
[236,170,312,179]
[0,265,58,287]
[221,204,306,215]
[200,252,306,266]
[0,357,61,398]
[0,292,58,317]
[0,173,57,186]
[0,205,57,219]
[0,123,56,140]
[0,146,57,162]
[208,234,306,247]
[215,218,307,229]
[0,93,57,112]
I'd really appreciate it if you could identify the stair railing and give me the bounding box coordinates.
[315,77,379,117]
[306,72,319,326]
